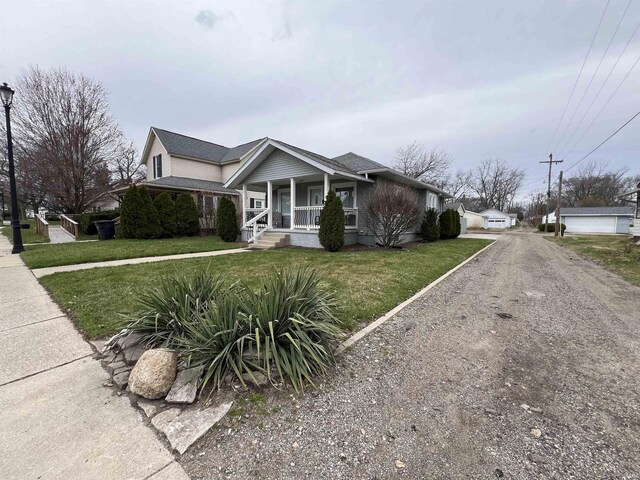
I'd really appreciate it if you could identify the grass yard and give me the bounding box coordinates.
[548,235,640,286]
[39,238,491,339]
[2,219,49,244]
[21,236,247,269]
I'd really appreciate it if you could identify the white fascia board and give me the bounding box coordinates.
[360,168,451,195]
[140,128,162,166]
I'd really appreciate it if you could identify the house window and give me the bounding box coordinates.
[152,154,163,179]
[334,183,356,208]
[427,193,437,210]
[199,194,217,217]
[249,198,264,209]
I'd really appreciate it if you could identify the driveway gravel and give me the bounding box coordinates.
[181,232,640,479]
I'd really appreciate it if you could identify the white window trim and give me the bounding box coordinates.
[332,182,357,208]
[308,186,324,206]
[278,188,291,215]
[426,193,437,210]
[253,199,264,209]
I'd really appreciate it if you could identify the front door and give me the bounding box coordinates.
[309,186,323,206]
[279,189,291,228]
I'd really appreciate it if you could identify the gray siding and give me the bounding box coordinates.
[244,150,321,183]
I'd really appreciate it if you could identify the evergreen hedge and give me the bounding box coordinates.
[175,192,201,237]
[439,209,461,240]
[119,185,145,239]
[216,197,240,242]
[138,186,162,239]
[538,223,566,234]
[319,190,345,252]
[420,208,440,242]
[153,192,177,238]
[78,211,119,236]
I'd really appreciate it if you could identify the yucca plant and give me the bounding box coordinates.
[126,267,229,347]
[237,267,343,392]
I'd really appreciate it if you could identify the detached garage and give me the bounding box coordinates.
[479,209,512,229]
[544,206,635,234]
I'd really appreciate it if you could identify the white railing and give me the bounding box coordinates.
[245,208,270,243]
[60,214,79,238]
[292,206,358,230]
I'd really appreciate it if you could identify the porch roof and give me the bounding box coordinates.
[110,176,239,196]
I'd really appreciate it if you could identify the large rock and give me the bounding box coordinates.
[129,349,178,399]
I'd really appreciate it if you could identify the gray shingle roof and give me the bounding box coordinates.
[272,139,351,172]
[153,128,229,163]
[332,152,387,172]
[145,176,238,194]
[444,202,464,211]
[559,206,635,216]
[220,138,266,163]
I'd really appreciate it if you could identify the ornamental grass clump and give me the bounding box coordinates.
[126,267,342,393]
[126,268,228,347]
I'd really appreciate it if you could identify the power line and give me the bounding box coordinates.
[553,0,633,152]
[562,51,640,161]
[557,20,640,157]
[564,110,640,175]
[543,0,611,156]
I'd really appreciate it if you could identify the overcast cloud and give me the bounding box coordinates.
[1,0,639,194]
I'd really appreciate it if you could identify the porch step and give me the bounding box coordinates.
[252,232,290,250]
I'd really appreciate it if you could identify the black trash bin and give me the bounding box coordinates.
[94,220,116,240]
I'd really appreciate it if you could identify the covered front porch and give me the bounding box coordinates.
[240,173,361,244]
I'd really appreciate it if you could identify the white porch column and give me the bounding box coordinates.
[324,173,330,201]
[267,180,273,228]
[241,184,247,225]
[290,177,296,230]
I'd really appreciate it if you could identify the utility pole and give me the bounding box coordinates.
[555,170,563,237]
[539,153,563,234]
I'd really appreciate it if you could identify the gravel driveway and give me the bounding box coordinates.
[181,232,640,479]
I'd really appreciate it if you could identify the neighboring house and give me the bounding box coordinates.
[465,211,489,229]
[479,209,513,229]
[223,139,452,247]
[89,192,119,212]
[543,206,635,234]
[618,181,640,239]
[111,127,267,228]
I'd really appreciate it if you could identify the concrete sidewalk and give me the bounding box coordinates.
[0,235,189,479]
[33,246,251,278]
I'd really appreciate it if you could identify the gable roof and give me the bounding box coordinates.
[220,138,267,163]
[145,176,238,194]
[153,127,229,163]
[332,152,387,172]
[444,202,465,212]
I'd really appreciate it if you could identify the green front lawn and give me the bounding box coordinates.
[39,238,491,338]
[21,236,247,269]
[2,219,49,244]
[548,235,640,286]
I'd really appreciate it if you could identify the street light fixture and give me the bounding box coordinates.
[0,82,24,254]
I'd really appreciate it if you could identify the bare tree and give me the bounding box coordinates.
[112,141,145,186]
[394,141,451,186]
[469,158,525,211]
[363,182,422,247]
[443,169,472,201]
[563,161,631,207]
[8,66,125,213]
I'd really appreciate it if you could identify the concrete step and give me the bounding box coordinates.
[252,233,289,249]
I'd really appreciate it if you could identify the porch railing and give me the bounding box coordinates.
[292,206,358,230]
[60,214,79,238]
[245,208,270,243]
[35,214,49,239]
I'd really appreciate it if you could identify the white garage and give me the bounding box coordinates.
[479,209,513,229]
[544,207,634,234]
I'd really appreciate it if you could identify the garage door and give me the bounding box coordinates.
[487,218,507,228]
[564,216,615,233]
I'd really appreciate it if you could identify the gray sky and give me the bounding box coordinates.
[1,0,639,195]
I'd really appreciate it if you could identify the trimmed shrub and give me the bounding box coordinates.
[452,210,461,238]
[138,186,162,239]
[538,223,566,234]
[439,209,461,240]
[216,196,240,242]
[78,211,119,236]
[119,185,145,239]
[153,192,177,238]
[420,208,440,242]
[319,189,345,252]
[175,192,201,237]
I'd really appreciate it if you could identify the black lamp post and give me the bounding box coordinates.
[1,82,24,254]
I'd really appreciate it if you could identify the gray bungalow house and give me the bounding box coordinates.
[223,138,452,247]
[113,128,452,248]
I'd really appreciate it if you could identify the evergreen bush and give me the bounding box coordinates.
[175,192,201,237]
[78,211,120,236]
[119,185,145,239]
[319,190,345,252]
[420,208,440,242]
[153,192,177,238]
[138,186,162,239]
[538,223,566,234]
[452,210,461,238]
[216,196,240,242]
